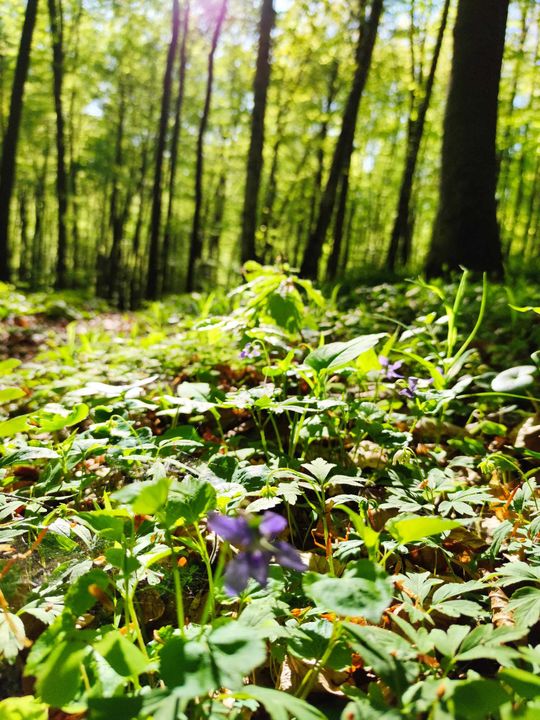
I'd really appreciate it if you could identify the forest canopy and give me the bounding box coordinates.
[0,0,538,302]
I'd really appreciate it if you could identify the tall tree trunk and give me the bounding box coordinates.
[48,0,69,289]
[31,142,49,288]
[0,0,39,282]
[239,0,275,264]
[185,0,227,292]
[304,61,339,259]
[300,0,384,279]
[146,0,181,300]
[426,0,508,277]
[326,168,349,280]
[386,0,450,272]
[162,0,190,295]
[106,90,126,300]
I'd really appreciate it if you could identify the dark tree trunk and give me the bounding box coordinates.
[240,0,275,264]
[0,0,39,282]
[304,61,339,261]
[300,0,384,279]
[185,0,227,292]
[106,91,126,300]
[326,169,349,280]
[18,192,30,282]
[426,0,509,277]
[48,0,69,289]
[146,0,181,300]
[31,143,49,288]
[386,0,450,272]
[162,0,190,295]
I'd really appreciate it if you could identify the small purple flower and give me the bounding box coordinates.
[398,376,434,400]
[208,511,306,596]
[379,355,404,381]
[239,343,262,360]
[399,376,419,400]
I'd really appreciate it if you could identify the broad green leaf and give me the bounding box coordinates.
[160,636,215,698]
[0,387,25,403]
[451,679,509,720]
[209,623,267,689]
[87,697,143,720]
[38,403,89,432]
[305,334,385,372]
[303,560,393,622]
[499,668,540,700]
[78,511,128,542]
[0,413,33,438]
[0,696,48,720]
[36,640,88,707]
[64,569,110,615]
[112,475,171,515]
[165,477,216,526]
[387,515,460,544]
[0,359,21,377]
[93,631,148,677]
[239,686,327,720]
[507,587,540,628]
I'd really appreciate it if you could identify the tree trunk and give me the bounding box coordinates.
[326,164,350,281]
[426,0,508,277]
[162,0,190,295]
[300,0,384,279]
[48,0,69,289]
[146,0,181,300]
[106,90,126,300]
[386,0,450,272]
[0,0,39,282]
[185,0,227,292]
[240,0,275,264]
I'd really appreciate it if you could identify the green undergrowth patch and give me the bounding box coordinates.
[0,264,539,720]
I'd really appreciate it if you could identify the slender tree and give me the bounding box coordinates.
[47,0,69,289]
[385,0,451,272]
[426,0,509,277]
[185,0,227,292]
[240,0,275,264]
[300,0,384,279]
[146,0,181,300]
[162,0,190,295]
[0,0,39,282]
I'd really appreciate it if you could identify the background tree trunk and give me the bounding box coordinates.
[386,0,450,272]
[0,0,39,282]
[162,0,190,295]
[300,0,383,280]
[240,0,275,264]
[48,0,69,289]
[426,0,508,277]
[146,0,181,300]
[186,0,227,292]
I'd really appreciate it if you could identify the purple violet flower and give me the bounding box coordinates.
[239,343,261,360]
[379,355,404,381]
[208,511,306,596]
[399,376,434,400]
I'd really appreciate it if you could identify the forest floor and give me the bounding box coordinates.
[0,265,539,720]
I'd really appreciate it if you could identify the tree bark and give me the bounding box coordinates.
[162,0,190,295]
[300,0,384,279]
[426,0,509,277]
[146,0,181,300]
[386,0,450,272]
[48,0,69,289]
[240,0,275,264]
[0,0,39,282]
[185,0,227,292]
